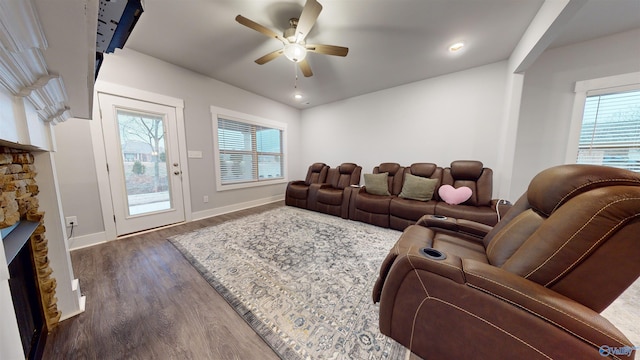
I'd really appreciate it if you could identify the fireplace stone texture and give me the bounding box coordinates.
[1,146,61,330]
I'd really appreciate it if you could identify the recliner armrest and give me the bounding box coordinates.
[462,259,634,350]
[416,214,493,238]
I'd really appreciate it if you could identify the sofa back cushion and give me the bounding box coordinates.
[373,163,404,196]
[329,163,362,190]
[441,160,492,206]
[304,162,328,186]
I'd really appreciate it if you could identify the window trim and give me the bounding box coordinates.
[211,106,287,191]
[565,72,640,164]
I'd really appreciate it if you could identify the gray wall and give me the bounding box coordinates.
[511,28,640,199]
[54,49,302,239]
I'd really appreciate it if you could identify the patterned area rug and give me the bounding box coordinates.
[169,206,408,359]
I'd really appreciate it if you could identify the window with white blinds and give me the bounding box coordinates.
[577,90,640,172]
[213,109,286,189]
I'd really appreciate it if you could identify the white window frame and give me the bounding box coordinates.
[211,106,287,191]
[565,72,640,165]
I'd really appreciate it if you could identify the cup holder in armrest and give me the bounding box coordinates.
[431,215,447,220]
[420,247,447,260]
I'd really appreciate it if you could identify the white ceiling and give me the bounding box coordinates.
[123,0,640,109]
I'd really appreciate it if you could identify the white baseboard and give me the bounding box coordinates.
[191,195,284,221]
[69,231,108,251]
[68,195,284,250]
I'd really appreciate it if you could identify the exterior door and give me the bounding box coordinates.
[98,93,185,236]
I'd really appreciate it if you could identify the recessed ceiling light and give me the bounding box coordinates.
[449,42,465,52]
[294,93,303,100]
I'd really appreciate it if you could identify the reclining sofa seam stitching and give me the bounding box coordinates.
[485,214,529,259]
[525,198,640,280]
[465,270,630,348]
[404,253,552,359]
[549,178,640,215]
[428,296,553,359]
[545,212,639,286]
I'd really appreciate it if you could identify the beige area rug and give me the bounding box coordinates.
[602,278,640,347]
[169,207,408,359]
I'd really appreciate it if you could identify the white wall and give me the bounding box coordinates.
[300,61,508,194]
[54,48,302,241]
[511,28,640,199]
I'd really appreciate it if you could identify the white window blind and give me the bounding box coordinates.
[217,117,283,185]
[577,90,640,172]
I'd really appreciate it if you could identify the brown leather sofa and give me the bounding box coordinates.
[308,162,361,219]
[285,162,329,209]
[351,161,507,230]
[373,164,640,359]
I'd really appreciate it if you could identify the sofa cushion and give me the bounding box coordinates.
[364,172,391,196]
[390,197,437,221]
[399,173,438,201]
[287,183,309,199]
[317,188,344,205]
[356,191,393,214]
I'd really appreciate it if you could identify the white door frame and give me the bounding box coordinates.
[90,81,192,241]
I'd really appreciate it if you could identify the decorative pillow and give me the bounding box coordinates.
[399,174,438,201]
[364,172,390,196]
[438,185,472,205]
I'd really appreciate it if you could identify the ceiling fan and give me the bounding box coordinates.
[235,0,348,77]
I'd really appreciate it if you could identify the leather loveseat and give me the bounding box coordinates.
[373,164,640,359]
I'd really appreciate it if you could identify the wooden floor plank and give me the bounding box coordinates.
[43,202,284,360]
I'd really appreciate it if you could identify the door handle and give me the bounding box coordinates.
[173,163,179,167]
[174,171,181,175]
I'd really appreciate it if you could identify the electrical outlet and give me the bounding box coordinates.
[203,195,209,203]
[65,216,78,227]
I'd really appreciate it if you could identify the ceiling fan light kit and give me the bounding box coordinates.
[283,43,307,62]
[235,0,348,77]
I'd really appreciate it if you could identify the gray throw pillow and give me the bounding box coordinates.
[364,172,390,196]
[399,173,438,201]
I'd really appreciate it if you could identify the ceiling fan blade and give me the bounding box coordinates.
[295,0,322,43]
[255,49,284,65]
[236,15,287,44]
[299,59,313,77]
[306,44,349,57]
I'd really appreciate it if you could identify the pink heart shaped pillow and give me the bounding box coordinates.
[438,185,472,205]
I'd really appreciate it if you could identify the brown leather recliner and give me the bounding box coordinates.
[435,160,502,226]
[285,162,329,209]
[373,164,640,359]
[308,162,361,218]
[351,163,405,228]
[389,163,443,231]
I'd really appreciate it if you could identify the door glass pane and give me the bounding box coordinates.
[117,109,172,216]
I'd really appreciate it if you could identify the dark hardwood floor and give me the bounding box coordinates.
[43,202,285,360]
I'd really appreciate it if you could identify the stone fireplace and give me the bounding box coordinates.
[1,146,61,357]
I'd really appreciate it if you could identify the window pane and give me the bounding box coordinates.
[117,110,172,215]
[218,118,252,151]
[256,127,281,153]
[258,154,283,179]
[219,153,254,183]
[577,90,640,172]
